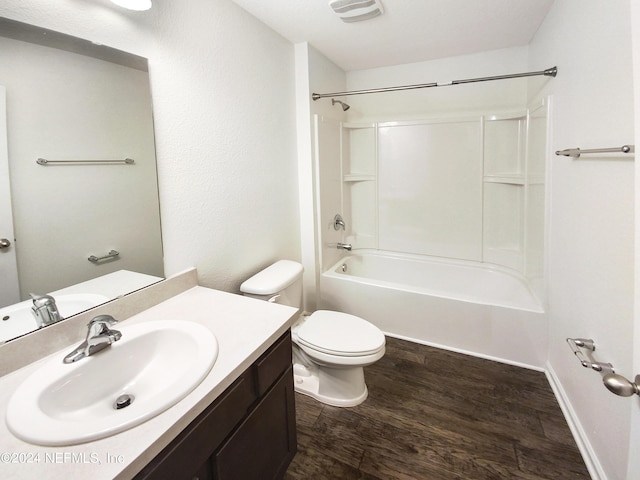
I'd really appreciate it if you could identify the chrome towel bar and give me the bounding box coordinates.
[555,145,635,158]
[88,250,119,263]
[37,158,135,166]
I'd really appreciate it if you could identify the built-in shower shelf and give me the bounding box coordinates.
[483,173,544,185]
[344,174,376,182]
[343,122,376,129]
[483,174,525,185]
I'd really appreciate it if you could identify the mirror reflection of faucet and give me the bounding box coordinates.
[30,293,63,328]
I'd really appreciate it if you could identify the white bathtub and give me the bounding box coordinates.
[319,250,548,369]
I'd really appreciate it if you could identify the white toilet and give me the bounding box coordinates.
[240,260,385,407]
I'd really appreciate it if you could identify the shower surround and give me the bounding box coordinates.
[315,98,549,368]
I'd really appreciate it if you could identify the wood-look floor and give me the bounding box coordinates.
[284,337,590,480]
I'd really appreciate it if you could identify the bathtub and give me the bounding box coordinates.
[319,250,548,369]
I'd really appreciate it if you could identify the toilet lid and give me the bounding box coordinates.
[296,310,385,357]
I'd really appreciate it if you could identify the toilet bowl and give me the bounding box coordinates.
[291,310,385,406]
[240,260,385,407]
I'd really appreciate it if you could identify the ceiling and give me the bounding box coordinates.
[230,0,555,72]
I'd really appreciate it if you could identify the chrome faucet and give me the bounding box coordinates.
[63,315,122,364]
[30,293,63,328]
[337,243,352,251]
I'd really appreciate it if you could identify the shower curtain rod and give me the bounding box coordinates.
[311,66,557,100]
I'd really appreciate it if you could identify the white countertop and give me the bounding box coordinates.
[0,286,298,480]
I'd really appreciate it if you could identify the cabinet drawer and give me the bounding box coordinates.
[253,332,293,397]
[134,371,256,480]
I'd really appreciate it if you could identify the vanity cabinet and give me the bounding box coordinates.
[134,331,296,480]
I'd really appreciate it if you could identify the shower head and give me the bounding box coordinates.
[332,98,350,111]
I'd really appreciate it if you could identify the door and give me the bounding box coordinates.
[0,86,20,307]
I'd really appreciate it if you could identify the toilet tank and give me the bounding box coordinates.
[240,260,303,308]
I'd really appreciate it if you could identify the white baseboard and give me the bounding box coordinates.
[545,361,605,480]
[384,331,545,372]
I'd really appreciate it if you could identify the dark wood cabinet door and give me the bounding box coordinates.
[213,365,296,480]
[134,372,256,480]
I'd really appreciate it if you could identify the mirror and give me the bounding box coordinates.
[0,17,164,342]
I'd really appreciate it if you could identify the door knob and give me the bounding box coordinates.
[0,238,11,249]
[603,373,640,397]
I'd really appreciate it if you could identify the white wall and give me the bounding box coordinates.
[377,120,483,261]
[151,1,300,291]
[314,116,344,271]
[529,1,635,478]
[0,0,301,294]
[295,43,347,310]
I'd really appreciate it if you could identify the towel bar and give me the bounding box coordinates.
[555,145,634,158]
[37,158,134,166]
[88,250,119,263]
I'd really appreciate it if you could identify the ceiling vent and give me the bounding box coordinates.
[328,0,384,23]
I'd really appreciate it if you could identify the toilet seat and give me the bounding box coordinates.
[295,310,385,357]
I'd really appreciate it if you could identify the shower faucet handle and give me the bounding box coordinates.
[333,214,346,231]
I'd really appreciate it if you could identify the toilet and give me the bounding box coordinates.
[240,260,385,407]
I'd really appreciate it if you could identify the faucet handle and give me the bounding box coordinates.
[88,314,118,326]
[30,293,63,327]
[87,315,118,336]
[30,293,56,306]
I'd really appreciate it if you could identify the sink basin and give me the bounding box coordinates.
[0,293,110,342]
[5,320,218,446]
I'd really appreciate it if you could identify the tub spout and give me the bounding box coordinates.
[337,243,352,251]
